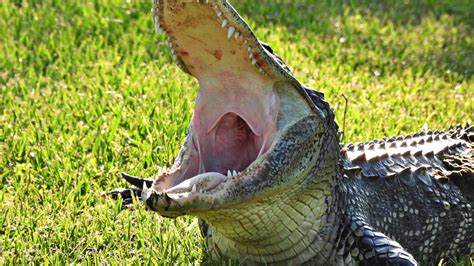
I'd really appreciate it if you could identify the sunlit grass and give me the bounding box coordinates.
[1,0,472,264]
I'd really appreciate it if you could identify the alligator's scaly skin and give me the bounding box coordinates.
[105,1,474,264]
[339,123,474,264]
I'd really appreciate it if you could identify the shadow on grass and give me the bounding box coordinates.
[232,0,474,29]
[231,0,473,80]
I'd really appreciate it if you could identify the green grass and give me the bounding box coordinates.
[0,0,472,264]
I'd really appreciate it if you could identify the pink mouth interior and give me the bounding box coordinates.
[188,73,279,178]
[201,112,260,174]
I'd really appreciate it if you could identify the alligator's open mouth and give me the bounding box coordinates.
[148,0,290,194]
[121,1,318,215]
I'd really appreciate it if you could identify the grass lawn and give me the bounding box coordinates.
[1,0,472,264]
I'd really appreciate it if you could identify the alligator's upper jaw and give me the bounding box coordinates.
[144,1,305,216]
[157,1,258,78]
[154,0,292,80]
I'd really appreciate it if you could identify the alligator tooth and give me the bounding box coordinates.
[170,47,175,54]
[248,53,254,59]
[227,26,235,39]
[217,11,222,17]
[251,58,257,65]
[232,170,238,177]
[227,170,232,177]
[244,39,248,44]
[168,41,173,48]
[247,46,252,52]
[191,184,197,193]
[259,68,264,73]
[234,31,240,38]
[221,19,228,28]
[172,54,178,61]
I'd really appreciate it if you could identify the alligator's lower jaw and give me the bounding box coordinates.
[151,129,276,200]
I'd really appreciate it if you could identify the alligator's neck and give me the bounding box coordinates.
[201,124,343,263]
[203,180,339,262]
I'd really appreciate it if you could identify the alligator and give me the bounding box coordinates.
[104,1,474,264]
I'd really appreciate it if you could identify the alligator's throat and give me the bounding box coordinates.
[191,75,279,177]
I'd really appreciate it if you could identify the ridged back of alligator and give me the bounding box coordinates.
[342,124,473,201]
[340,124,473,260]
